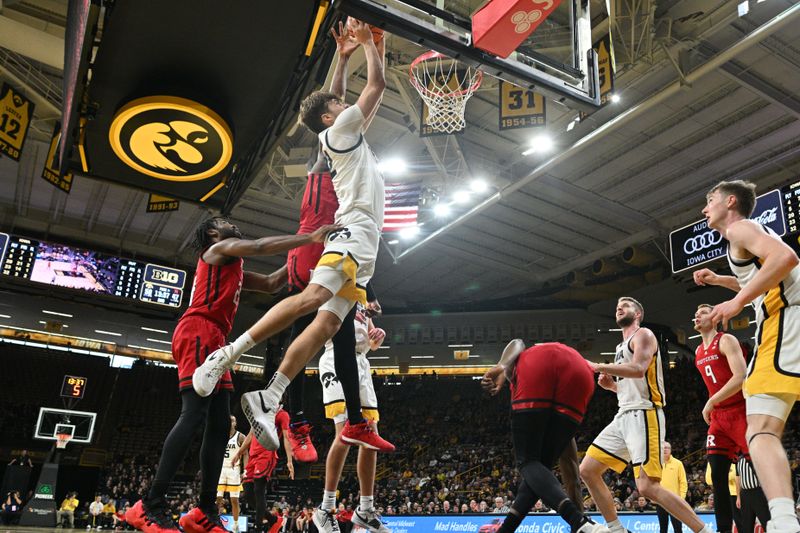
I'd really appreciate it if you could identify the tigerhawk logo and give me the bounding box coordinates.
[109,96,233,182]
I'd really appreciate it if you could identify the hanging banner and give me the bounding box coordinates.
[41,122,74,193]
[595,33,615,104]
[0,82,35,161]
[499,81,545,130]
[147,194,180,213]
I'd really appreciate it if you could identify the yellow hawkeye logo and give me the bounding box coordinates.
[109,96,233,181]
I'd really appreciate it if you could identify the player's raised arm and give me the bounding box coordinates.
[329,21,358,99]
[693,268,741,292]
[243,266,288,294]
[351,20,385,124]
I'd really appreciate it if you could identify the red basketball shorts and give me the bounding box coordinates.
[287,242,325,292]
[511,342,595,423]
[707,403,749,460]
[173,316,233,393]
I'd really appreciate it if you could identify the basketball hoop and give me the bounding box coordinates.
[409,51,483,134]
[55,432,72,449]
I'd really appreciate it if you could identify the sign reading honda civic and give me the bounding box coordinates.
[669,189,785,273]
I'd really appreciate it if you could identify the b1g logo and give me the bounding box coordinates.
[109,96,233,181]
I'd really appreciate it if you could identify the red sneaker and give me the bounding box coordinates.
[125,500,179,533]
[288,422,319,463]
[179,507,228,533]
[340,420,395,452]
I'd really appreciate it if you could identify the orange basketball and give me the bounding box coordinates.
[346,17,384,43]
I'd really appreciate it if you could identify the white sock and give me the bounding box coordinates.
[698,527,712,533]
[768,498,800,525]
[229,332,256,359]
[264,372,290,406]
[607,519,624,533]
[359,496,374,512]
[321,491,336,511]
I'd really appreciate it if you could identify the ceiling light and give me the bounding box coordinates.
[566,119,577,132]
[667,350,678,354]
[0,314,11,319]
[738,1,749,16]
[141,326,169,334]
[688,334,701,339]
[610,94,621,103]
[453,190,470,204]
[377,158,407,175]
[469,179,488,193]
[146,338,172,345]
[433,203,451,217]
[521,134,553,155]
[387,239,399,245]
[43,310,73,318]
[399,226,420,240]
[410,355,435,359]
[368,356,390,360]
[448,344,473,348]
[95,330,123,337]
[378,345,390,349]
[600,352,616,355]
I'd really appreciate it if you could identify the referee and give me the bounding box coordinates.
[735,456,770,533]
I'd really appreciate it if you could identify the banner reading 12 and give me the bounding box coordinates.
[0,82,35,161]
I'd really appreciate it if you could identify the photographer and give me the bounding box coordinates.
[2,491,23,525]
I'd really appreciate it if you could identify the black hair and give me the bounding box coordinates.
[191,217,225,254]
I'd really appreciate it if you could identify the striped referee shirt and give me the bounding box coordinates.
[737,456,761,490]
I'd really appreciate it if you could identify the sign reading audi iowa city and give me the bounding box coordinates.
[670,189,785,273]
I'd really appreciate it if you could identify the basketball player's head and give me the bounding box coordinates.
[299,91,348,134]
[616,297,644,327]
[693,303,715,333]
[229,415,237,431]
[704,180,757,228]
[191,217,242,254]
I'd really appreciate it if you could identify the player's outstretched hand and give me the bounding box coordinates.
[287,459,295,480]
[597,373,615,391]
[350,20,373,44]
[693,268,718,286]
[709,299,744,331]
[369,327,385,342]
[481,366,505,396]
[331,21,359,57]
[309,224,342,243]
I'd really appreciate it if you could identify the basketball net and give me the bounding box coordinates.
[410,51,483,134]
[56,433,72,449]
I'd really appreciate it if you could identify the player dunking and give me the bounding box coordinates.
[217,416,245,533]
[312,300,388,533]
[124,217,336,533]
[481,340,607,533]
[580,297,713,533]
[193,19,390,454]
[694,180,800,533]
[692,303,748,533]
[281,20,392,462]
[234,407,293,533]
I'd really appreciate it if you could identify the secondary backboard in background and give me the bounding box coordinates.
[337,0,601,110]
[35,407,96,445]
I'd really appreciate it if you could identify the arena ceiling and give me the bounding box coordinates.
[0,0,798,341]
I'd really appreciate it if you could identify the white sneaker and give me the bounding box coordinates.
[352,508,390,533]
[241,390,280,450]
[312,507,340,533]
[577,520,610,533]
[233,522,240,533]
[193,344,238,397]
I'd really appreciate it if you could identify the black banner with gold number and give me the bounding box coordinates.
[42,122,74,193]
[498,81,545,131]
[0,83,35,161]
[147,194,180,213]
[595,34,615,104]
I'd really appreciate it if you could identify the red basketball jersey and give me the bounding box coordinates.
[695,332,745,409]
[249,409,290,460]
[298,172,338,233]
[181,256,243,335]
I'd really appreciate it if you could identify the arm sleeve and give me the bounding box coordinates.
[366,281,377,303]
[324,106,365,150]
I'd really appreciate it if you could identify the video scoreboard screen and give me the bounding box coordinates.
[0,232,186,308]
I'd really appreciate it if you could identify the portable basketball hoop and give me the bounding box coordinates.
[55,432,72,449]
[409,51,483,134]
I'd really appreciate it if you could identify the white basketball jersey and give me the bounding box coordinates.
[319,105,385,228]
[614,329,665,411]
[728,224,800,326]
[222,431,243,469]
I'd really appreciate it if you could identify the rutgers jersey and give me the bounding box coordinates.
[695,332,745,409]
[181,256,244,335]
[298,172,338,233]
